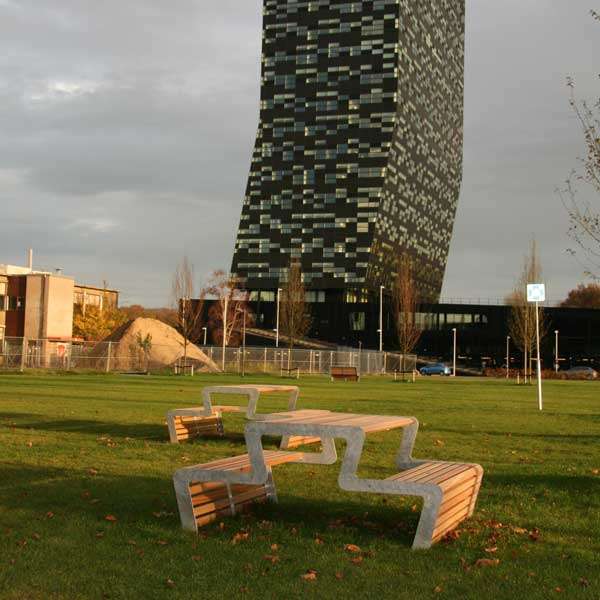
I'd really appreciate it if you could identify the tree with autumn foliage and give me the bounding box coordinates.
[507,240,549,382]
[559,11,600,278]
[73,305,127,341]
[561,283,600,309]
[279,260,312,351]
[202,270,254,347]
[393,253,422,374]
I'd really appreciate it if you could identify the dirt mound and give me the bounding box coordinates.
[100,317,219,372]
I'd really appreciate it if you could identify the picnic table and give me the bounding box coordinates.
[167,384,301,444]
[173,409,484,549]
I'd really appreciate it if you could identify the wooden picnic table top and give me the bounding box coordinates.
[249,410,415,434]
[203,384,299,394]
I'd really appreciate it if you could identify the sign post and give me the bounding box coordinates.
[527,284,545,411]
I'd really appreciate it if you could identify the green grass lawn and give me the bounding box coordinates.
[0,373,598,599]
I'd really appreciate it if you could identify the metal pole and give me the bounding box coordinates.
[275,287,282,348]
[554,330,559,373]
[358,341,362,376]
[242,310,246,377]
[203,327,207,346]
[506,336,510,379]
[222,296,228,372]
[452,328,457,377]
[536,301,543,411]
[379,285,384,353]
[106,341,112,374]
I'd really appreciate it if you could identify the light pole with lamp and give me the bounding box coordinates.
[221,296,228,372]
[236,307,247,377]
[506,335,510,379]
[275,288,282,348]
[554,330,559,373]
[378,285,385,353]
[452,328,457,377]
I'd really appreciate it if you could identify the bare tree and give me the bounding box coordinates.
[279,260,312,355]
[507,240,548,382]
[559,11,600,278]
[393,253,422,376]
[203,270,253,347]
[171,256,203,367]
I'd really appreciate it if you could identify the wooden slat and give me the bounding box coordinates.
[439,477,478,509]
[192,487,268,518]
[388,462,457,483]
[285,436,322,448]
[438,492,473,520]
[432,505,472,539]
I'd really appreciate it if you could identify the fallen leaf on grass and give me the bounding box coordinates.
[554,588,563,593]
[484,546,498,554]
[232,532,249,545]
[46,512,54,519]
[335,572,344,580]
[95,532,105,538]
[475,558,500,568]
[344,544,361,553]
[156,540,168,546]
[529,529,541,542]
[104,515,117,522]
[166,579,175,588]
[579,578,589,588]
[434,439,445,447]
[31,533,41,541]
[88,468,99,476]
[314,535,324,545]
[301,570,317,581]
[434,586,443,594]
[591,469,599,476]
[350,556,363,565]
[270,543,279,551]
[191,555,202,562]
[263,555,279,564]
[442,530,461,544]
[511,527,527,535]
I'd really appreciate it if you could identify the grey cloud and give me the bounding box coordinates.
[0,0,598,304]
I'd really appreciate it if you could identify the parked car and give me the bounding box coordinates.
[420,363,452,376]
[562,366,598,380]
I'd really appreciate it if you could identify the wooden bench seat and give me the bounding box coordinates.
[385,461,484,547]
[173,450,302,531]
[330,366,360,382]
[166,406,245,444]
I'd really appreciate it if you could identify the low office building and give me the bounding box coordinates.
[0,259,118,344]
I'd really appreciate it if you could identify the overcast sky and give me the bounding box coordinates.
[0,1,598,306]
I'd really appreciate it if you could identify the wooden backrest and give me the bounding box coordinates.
[331,366,358,376]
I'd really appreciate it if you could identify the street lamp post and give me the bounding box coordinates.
[222,296,228,372]
[555,330,559,373]
[202,327,207,346]
[452,328,457,377]
[236,308,247,377]
[378,285,385,353]
[275,288,282,348]
[506,336,510,379]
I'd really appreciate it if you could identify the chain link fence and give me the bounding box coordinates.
[0,337,416,376]
[199,346,416,376]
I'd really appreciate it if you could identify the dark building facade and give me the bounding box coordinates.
[231,0,466,300]
[234,297,600,369]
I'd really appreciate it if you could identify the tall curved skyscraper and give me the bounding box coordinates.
[232,0,465,302]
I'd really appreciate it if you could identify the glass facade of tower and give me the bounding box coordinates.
[232,0,465,301]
